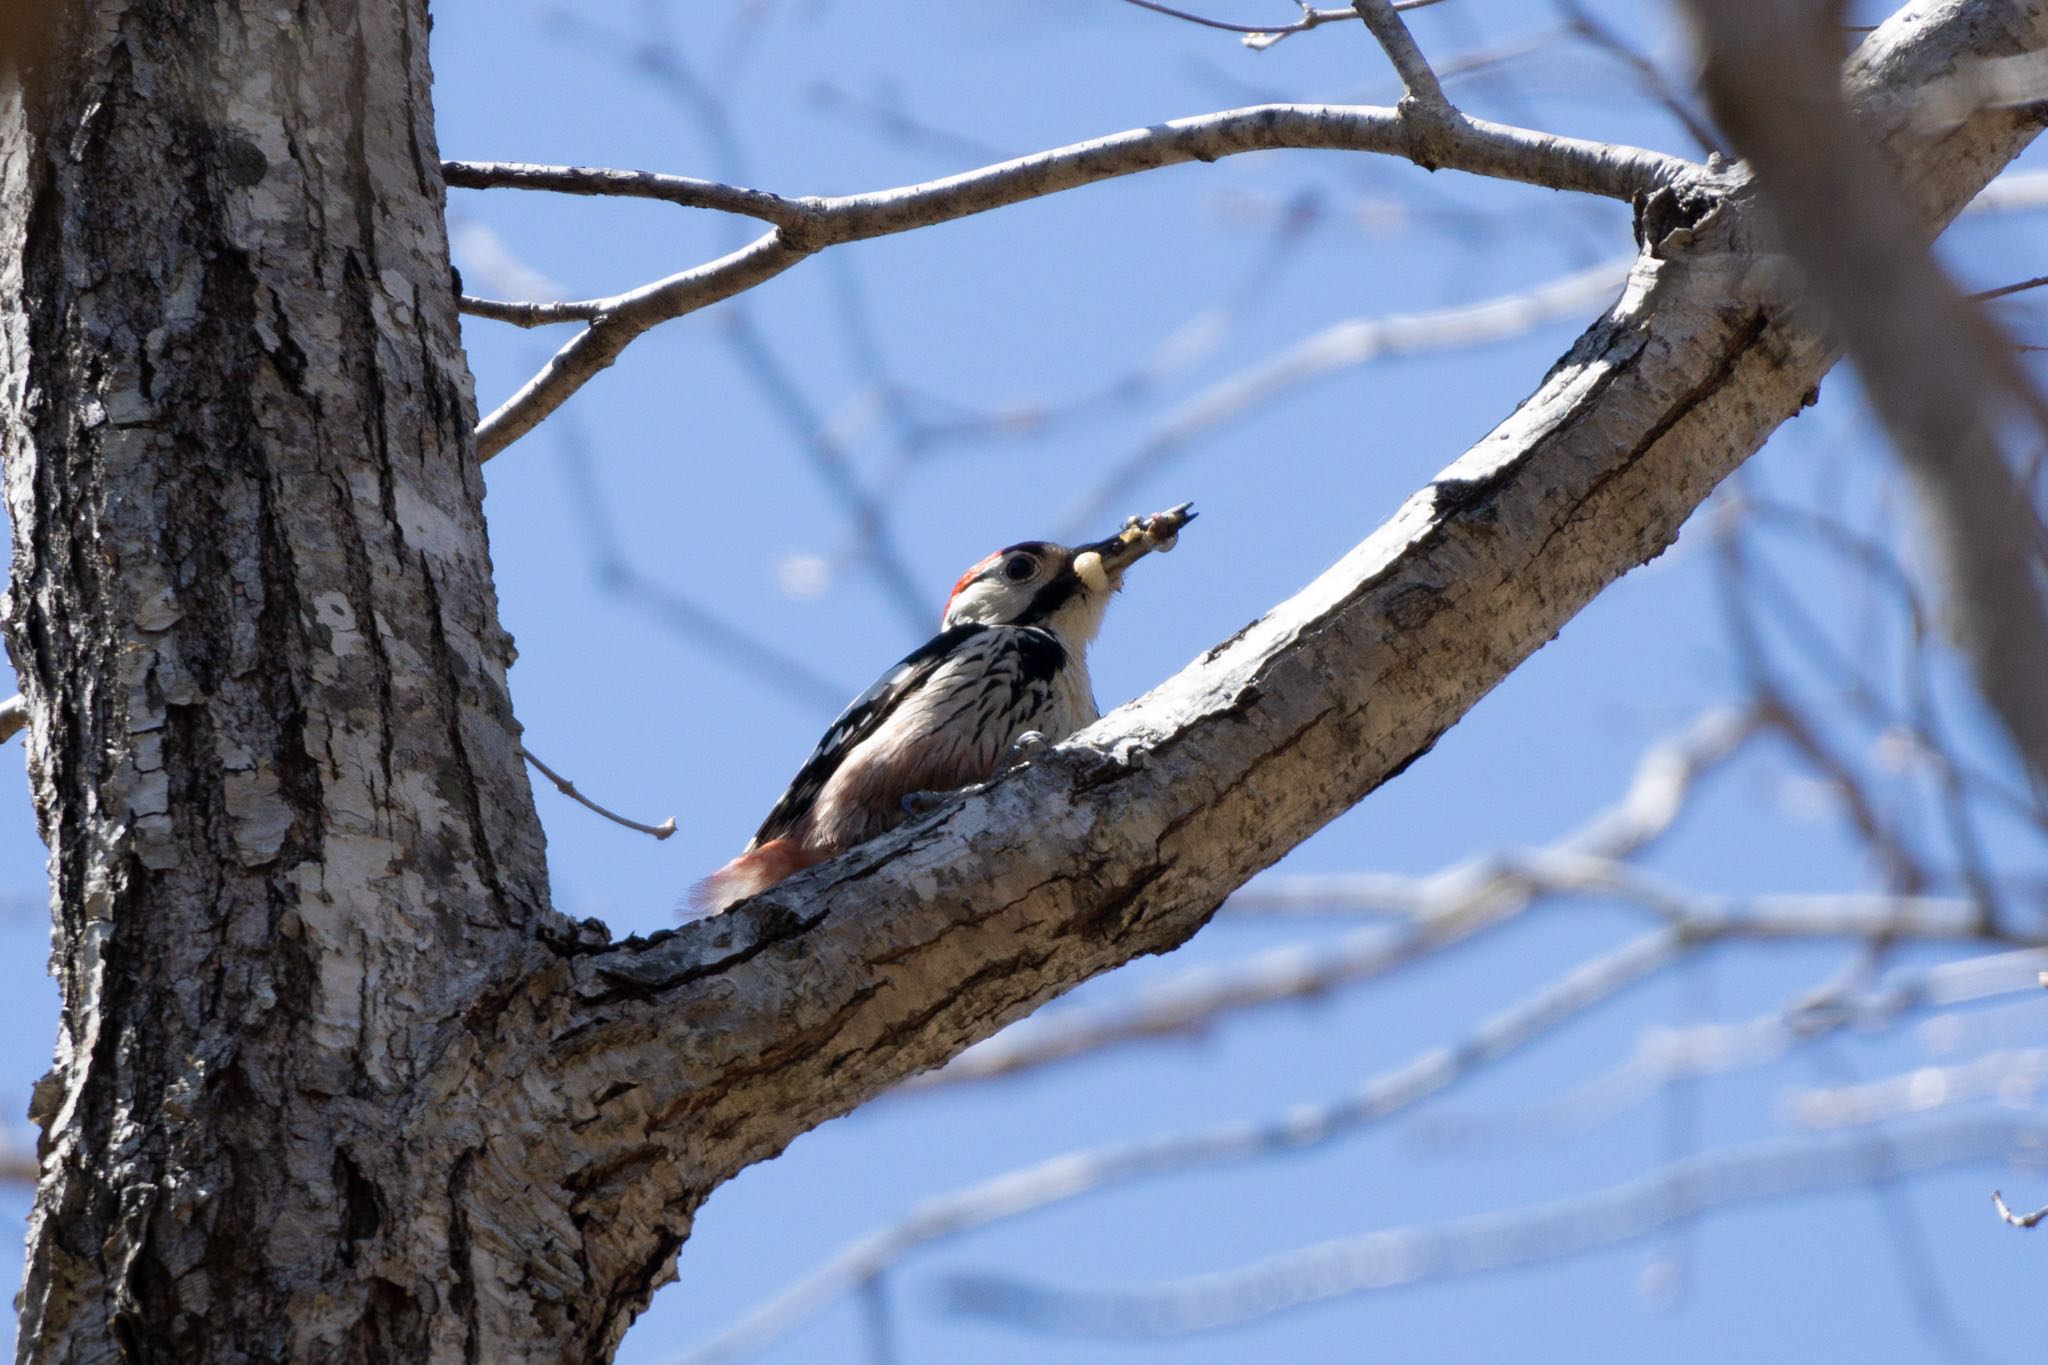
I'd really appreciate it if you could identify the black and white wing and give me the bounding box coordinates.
[747,622,991,847]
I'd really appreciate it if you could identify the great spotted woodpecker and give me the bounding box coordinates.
[691,503,1195,915]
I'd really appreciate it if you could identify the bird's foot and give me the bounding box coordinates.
[1002,730,1050,769]
[901,788,958,817]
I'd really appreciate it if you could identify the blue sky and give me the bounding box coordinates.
[6,1,2047,1360]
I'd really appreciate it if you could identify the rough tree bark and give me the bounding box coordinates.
[0,0,2040,1362]
[0,1,553,1359]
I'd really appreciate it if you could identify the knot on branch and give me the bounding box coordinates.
[1394,98,1461,171]
[1631,175,1733,257]
[773,199,835,254]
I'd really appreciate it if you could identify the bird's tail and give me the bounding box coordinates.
[685,838,820,918]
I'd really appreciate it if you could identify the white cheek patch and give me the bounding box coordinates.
[1074,550,1109,595]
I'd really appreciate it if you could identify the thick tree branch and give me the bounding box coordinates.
[456,104,1698,458]
[393,6,2048,1354]
[900,706,1757,1092]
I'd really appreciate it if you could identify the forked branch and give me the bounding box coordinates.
[1352,0,1453,109]
[450,104,1697,458]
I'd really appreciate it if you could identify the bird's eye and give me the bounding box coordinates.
[1003,554,1038,582]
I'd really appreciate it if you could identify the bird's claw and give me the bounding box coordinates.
[901,789,955,817]
[1002,730,1050,769]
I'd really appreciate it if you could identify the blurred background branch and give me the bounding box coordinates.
[1688,0,2048,794]
[941,1114,2048,1339]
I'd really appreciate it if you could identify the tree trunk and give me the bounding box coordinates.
[1,1,553,1358]
[0,0,2042,1362]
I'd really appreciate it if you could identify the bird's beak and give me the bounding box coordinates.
[1073,502,1197,587]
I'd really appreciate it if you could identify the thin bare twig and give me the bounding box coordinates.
[1798,1044,2002,1365]
[1351,0,1451,109]
[454,105,1696,457]
[0,693,26,744]
[1766,694,1930,892]
[521,746,676,841]
[1740,494,2045,832]
[712,311,933,636]
[444,162,806,227]
[448,220,877,708]
[1724,483,2048,938]
[1553,0,1720,155]
[854,188,1324,476]
[1116,0,1448,44]
[531,376,852,712]
[1992,1190,2048,1227]
[1975,274,2048,302]
[520,22,935,639]
[1713,521,1938,897]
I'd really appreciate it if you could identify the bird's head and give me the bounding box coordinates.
[940,502,1196,646]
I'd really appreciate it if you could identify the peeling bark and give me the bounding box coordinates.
[0,0,2042,1362]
